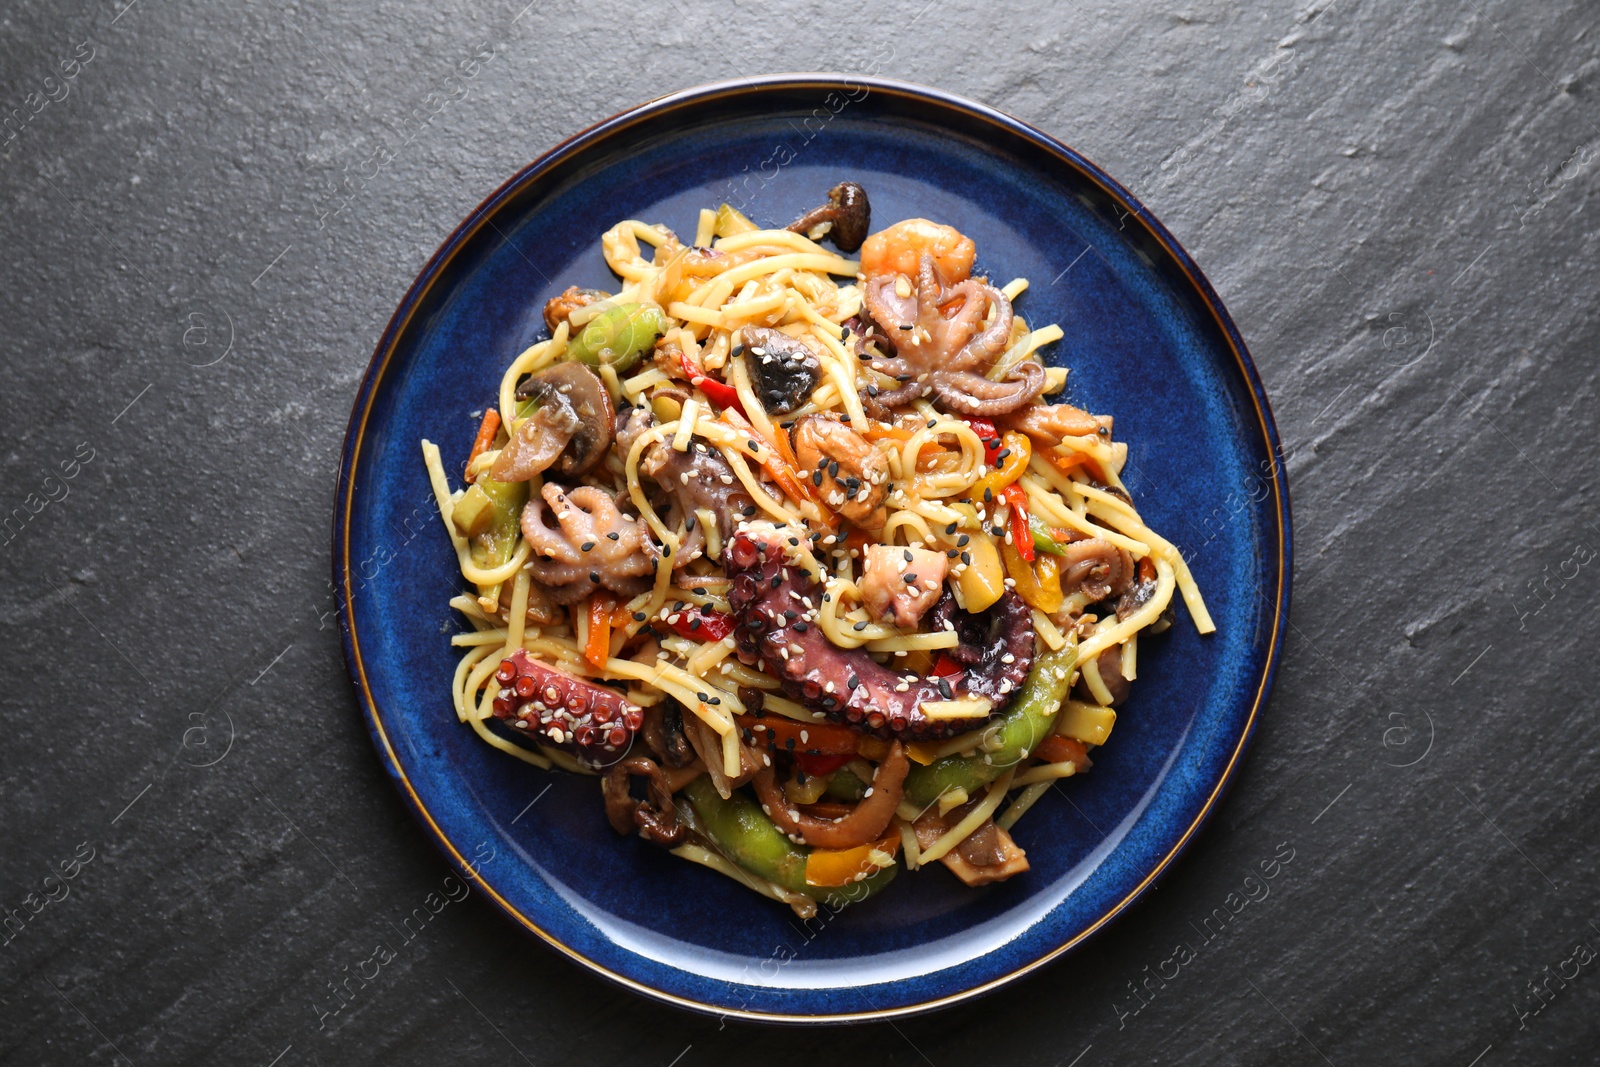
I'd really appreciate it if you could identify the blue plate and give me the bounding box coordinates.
[334,76,1290,1022]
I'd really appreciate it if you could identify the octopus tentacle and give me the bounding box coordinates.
[931,361,1046,416]
[725,529,1034,741]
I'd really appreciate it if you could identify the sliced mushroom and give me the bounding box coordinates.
[497,362,615,480]
[912,804,1030,886]
[490,402,579,482]
[740,326,821,414]
[641,701,696,768]
[786,181,870,252]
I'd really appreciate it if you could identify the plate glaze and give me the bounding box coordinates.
[334,75,1291,1022]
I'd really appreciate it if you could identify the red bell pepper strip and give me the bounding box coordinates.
[795,751,856,777]
[1001,483,1035,562]
[960,415,1002,466]
[678,349,746,417]
[664,604,735,642]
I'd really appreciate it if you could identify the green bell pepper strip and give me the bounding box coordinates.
[564,302,665,373]
[682,776,896,907]
[903,643,1079,810]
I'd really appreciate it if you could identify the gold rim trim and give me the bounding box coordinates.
[339,76,1288,1024]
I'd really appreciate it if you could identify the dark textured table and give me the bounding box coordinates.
[3,1,1596,1063]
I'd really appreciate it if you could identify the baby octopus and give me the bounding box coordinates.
[725,529,1034,741]
[860,253,1045,417]
[520,482,655,603]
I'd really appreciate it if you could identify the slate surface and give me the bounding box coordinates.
[2,1,1596,1063]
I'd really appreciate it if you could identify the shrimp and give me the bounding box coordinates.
[858,218,976,285]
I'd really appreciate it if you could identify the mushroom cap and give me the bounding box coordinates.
[786,180,872,253]
[824,181,870,251]
[515,361,615,478]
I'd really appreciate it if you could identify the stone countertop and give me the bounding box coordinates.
[1,1,1595,1063]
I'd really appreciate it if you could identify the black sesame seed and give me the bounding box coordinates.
[961,551,972,565]
[945,523,957,534]
[606,531,620,541]
[590,571,600,583]
[847,675,860,690]
[983,487,993,502]
[812,469,824,486]
[958,534,970,546]
[853,620,868,631]
[771,575,783,588]
[903,549,913,562]
[997,448,1011,461]
[689,617,701,630]
[633,611,647,621]
[793,622,808,633]
[581,541,596,552]
[785,736,795,751]
[867,384,879,397]
[783,609,798,620]
[897,324,913,330]
[903,573,918,584]
[992,525,1004,537]
[937,678,954,699]
[828,460,840,478]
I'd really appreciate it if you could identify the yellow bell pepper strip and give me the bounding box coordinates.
[1001,483,1035,562]
[971,431,1031,502]
[804,832,901,888]
[1002,540,1064,613]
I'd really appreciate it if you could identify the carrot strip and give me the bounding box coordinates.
[584,595,613,670]
[466,408,501,477]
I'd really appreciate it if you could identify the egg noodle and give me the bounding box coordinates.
[421,192,1212,916]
